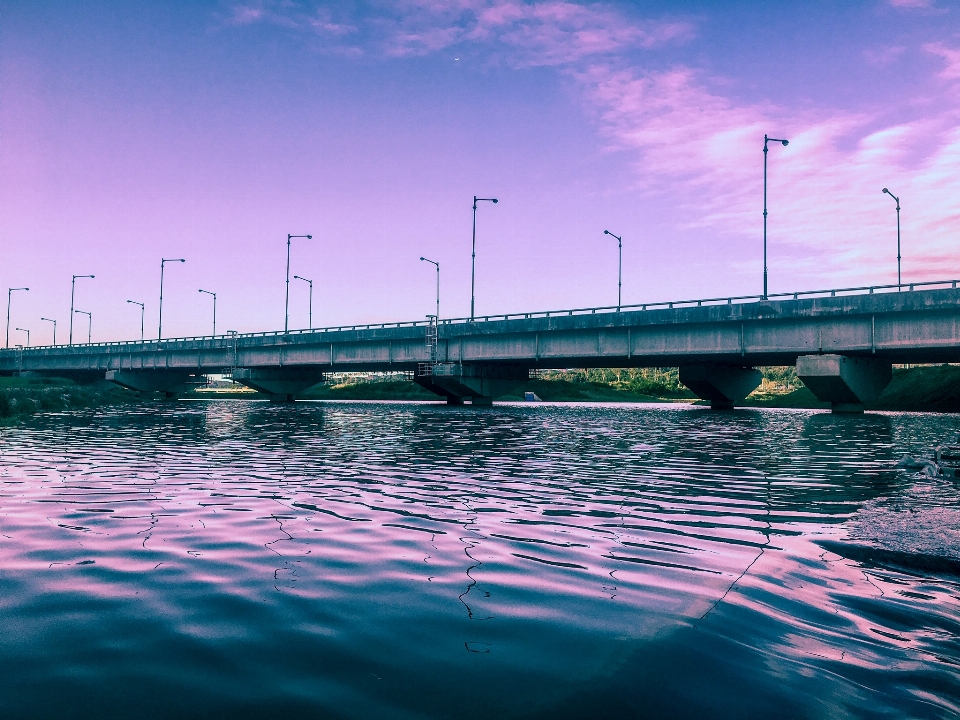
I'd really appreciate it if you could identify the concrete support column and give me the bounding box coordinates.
[679,364,762,410]
[415,363,527,406]
[796,354,892,413]
[230,367,325,402]
[105,369,202,399]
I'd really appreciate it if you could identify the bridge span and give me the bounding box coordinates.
[3,280,960,412]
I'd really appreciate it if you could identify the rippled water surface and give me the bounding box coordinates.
[1,400,959,719]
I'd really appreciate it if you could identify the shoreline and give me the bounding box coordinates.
[3,365,958,422]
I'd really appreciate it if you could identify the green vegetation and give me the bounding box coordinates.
[3,364,959,420]
[292,364,960,412]
[744,365,960,411]
[867,365,960,413]
[530,368,696,399]
[0,375,135,423]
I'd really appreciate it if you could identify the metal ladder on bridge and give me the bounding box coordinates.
[418,315,439,377]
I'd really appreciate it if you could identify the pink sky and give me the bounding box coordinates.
[2,1,959,343]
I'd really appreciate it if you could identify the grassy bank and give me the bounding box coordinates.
[296,365,960,412]
[4,364,959,419]
[0,376,136,423]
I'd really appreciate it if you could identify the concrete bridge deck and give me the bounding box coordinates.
[3,279,959,411]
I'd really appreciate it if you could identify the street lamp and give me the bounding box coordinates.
[69,274,94,345]
[882,188,902,287]
[198,289,217,336]
[74,310,91,344]
[40,317,57,345]
[285,234,312,333]
[420,257,440,319]
[15,327,29,347]
[6,286,28,348]
[293,275,313,329]
[603,230,623,310]
[159,258,185,341]
[127,300,144,341]
[763,134,789,299]
[471,196,498,320]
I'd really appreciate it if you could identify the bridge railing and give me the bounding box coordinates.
[5,278,959,352]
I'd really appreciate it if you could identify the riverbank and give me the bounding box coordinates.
[3,364,958,419]
[0,376,136,423]
[741,364,960,413]
[293,365,960,411]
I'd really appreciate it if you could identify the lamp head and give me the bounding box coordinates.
[307,235,313,239]
[781,139,789,146]
[491,199,498,204]
[883,188,890,194]
[420,257,425,261]
[604,230,610,235]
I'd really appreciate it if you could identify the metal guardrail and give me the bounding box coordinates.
[4,278,958,353]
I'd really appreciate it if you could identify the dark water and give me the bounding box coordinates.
[1,401,959,719]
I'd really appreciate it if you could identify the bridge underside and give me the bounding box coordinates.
[105,369,205,399]
[4,286,956,412]
[229,367,326,402]
[89,353,897,413]
[414,363,528,405]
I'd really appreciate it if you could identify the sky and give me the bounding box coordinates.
[2,0,959,344]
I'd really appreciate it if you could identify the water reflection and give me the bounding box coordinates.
[0,401,957,718]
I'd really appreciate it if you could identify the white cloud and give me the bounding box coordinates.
[889,0,933,8]
[226,0,960,286]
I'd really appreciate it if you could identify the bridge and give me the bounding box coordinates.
[3,279,960,412]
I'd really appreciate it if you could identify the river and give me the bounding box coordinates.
[0,401,958,718]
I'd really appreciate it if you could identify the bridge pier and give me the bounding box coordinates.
[679,364,762,410]
[415,363,527,405]
[105,369,202,399]
[796,355,892,413]
[230,367,325,402]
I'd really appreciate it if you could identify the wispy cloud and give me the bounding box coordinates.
[225,0,960,286]
[224,1,694,64]
[863,45,906,67]
[578,54,960,282]
[227,2,358,39]
[925,42,960,80]
[889,0,933,8]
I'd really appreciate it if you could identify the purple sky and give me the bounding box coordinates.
[2,0,959,344]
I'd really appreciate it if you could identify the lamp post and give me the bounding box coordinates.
[40,317,57,345]
[15,327,29,347]
[293,275,313,329]
[69,274,94,345]
[159,258,185,341]
[603,230,623,310]
[763,134,789,299]
[198,289,217,336]
[285,234,312,333]
[420,257,440,319]
[882,188,902,287]
[471,196,498,320]
[126,300,144,341]
[6,286,28,348]
[74,310,91,344]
